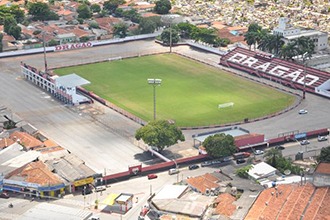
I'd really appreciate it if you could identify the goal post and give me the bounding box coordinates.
[218,102,234,109]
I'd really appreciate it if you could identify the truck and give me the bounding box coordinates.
[233,152,251,160]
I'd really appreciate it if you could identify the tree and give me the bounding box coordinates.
[139,17,157,34]
[90,4,101,13]
[80,36,90,42]
[177,22,196,39]
[264,148,282,167]
[160,28,179,45]
[279,42,297,60]
[292,36,315,58]
[244,23,263,50]
[135,120,185,152]
[122,9,141,23]
[317,146,330,162]
[28,2,59,21]
[77,4,92,19]
[48,39,59,46]
[8,25,21,39]
[113,22,128,38]
[28,2,50,21]
[154,0,171,14]
[236,165,252,179]
[139,16,162,34]
[0,5,25,24]
[103,0,125,14]
[4,16,17,33]
[203,133,236,158]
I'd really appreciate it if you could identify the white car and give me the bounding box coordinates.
[318,136,328,142]
[299,109,308,114]
[300,140,310,145]
[255,150,264,155]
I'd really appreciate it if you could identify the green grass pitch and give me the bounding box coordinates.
[55,53,296,127]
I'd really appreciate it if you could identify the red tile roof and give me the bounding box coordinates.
[9,161,62,186]
[315,162,330,174]
[245,183,330,220]
[10,131,44,150]
[214,193,236,217]
[0,138,15,149]
[186,173,220,194]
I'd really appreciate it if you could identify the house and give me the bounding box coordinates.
[9,131,44,151]
[213,193,236,217]
[5,161,65,198]
[313,162,330,187]
[56,33,77,44]
[248,162,277,181]
[0,138,15,150]
[186,173,220,194]
[245,183,329,220]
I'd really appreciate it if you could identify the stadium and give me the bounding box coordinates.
[20,40,330,129]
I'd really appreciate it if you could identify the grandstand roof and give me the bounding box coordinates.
[55,73,90,88]
[245,183,330,220]
[193,127,249,143]
[220,47,330,98]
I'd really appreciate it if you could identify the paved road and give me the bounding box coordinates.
[0,40,168,174]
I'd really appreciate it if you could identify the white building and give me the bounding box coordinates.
[273,17,328,52]
[248,162,277,181]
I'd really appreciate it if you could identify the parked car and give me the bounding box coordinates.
[236,159,246,164]
[201,161,213,167]
[299,109,308,114]
[211,159,223,165]
[168,168,180,175]
[300,140,310,145]
[95,186,106,192]
[275,145,285,150]
[188,164,199,170]
[88,216,100,220]
[318,136,328,142]
[0,192,9,199]
[254,150,264,155]
[147,174,158,180]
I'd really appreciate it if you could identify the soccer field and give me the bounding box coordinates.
[55,54,296,127]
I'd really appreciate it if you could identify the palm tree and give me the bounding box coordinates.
[272,34,285,56]
[279,42,297,60]
[244,31,257,50]
[264,148,282,167]
[293,36,315,58]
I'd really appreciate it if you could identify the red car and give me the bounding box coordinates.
[147,174,158,180]
[0,192,9,199]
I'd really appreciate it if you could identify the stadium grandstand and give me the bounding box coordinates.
[220,47,330,98]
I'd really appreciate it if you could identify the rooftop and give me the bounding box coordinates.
[248,162,277,180]
[186,173,220,194]
[245,183,330,220]
[314,162,330,174]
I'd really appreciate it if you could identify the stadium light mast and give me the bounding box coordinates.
[302,52,308,100]
[43,31,48,74]
[147,78,162,120]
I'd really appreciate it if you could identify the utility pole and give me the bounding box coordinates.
[43,32,48,74]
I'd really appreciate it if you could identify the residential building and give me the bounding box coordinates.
[248,162,277,181]
[313,162,330,187]
[9,131,44,151]
[245,183,330,219]
[273,17,328,52]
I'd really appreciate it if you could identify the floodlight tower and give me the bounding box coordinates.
[147,79,162,120]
